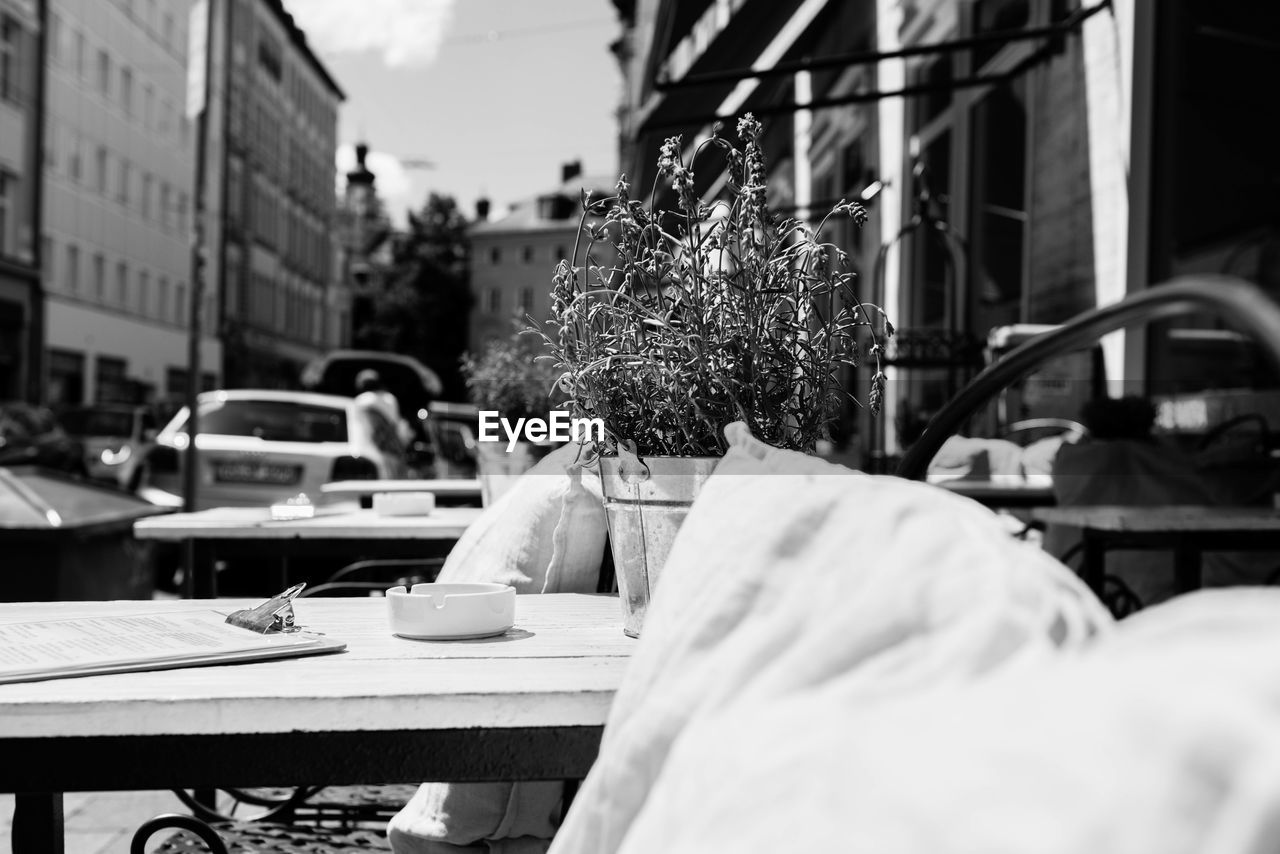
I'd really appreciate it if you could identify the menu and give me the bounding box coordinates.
[0,610,346,685]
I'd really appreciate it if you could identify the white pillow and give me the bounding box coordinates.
[389,441,606,854]
[549,423,1108,854]
[436,441,606,594]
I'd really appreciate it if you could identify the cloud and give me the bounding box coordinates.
[285,0,456,68]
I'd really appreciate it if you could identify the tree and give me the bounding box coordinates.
[355,193,474,401]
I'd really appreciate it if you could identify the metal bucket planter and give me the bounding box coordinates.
[476,441,556,506]
[599,455,720,637]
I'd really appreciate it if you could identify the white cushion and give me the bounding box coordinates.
[549,423,1107,854]
[435,441,606,594]
[389,441,606,854]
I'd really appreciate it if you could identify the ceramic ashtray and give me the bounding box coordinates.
[270,493,315,520]
[386,583,516,640]
[373,491,435,516]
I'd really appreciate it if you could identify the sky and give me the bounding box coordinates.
[284,0,624,226]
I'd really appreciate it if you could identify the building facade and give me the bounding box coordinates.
[41,0,218,408]
[613,0,1280,465]
[211,0,343,389]
[469,162,616,350]
[0,0,42,401]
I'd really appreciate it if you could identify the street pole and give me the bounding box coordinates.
[183,0,213,513]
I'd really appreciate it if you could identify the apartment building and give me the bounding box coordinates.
[41,0,219,407]
[469,161,615,350]
[213,0,343,388]
[0,0,42,401]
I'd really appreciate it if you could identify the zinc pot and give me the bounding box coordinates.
[476,441,556,506]
[599,455,720,637]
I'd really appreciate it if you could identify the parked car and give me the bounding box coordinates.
[300,350,443,474]
[59,403,162,488]
[136,389,411,510]
[0,401,88,476]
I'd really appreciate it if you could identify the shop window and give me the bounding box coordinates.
[95,356,128,404]
[48,349,85,405]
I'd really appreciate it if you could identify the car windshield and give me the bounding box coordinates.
[61,408,135,437]
[175,400,349,443]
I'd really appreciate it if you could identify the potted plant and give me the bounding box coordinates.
[538,114,891,636]
[460,325,565,505]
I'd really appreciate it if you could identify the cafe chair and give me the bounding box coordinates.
[899,275,1280,613]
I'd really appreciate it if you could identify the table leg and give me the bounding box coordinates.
[1174,543,1203,594]
[184,540,217,599]
[1080,532,1107,598]
[12,792,63,854]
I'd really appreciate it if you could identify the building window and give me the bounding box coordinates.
[92,252,105,300]
[74,30,86,80]
[118,159,130,205]
[138,269,149,315]
[119,66,132,115]
[490,247,501,264]
[554,245,567,263]
[257,37,282,81]
[48,349,85,405]
[95,355,128,404]
[95,146,108,195]
[518,287,534,314]
[143,83,153,130]
[485,288,501,314]
[522,246,534,263]
[116,261,128,305]
[141,173,152,220]
[157,276,168,321]
[96,49,110,96]
[0,171,11,258]
[165,367,186,400]
[0,15,18,104]
[65,244,79,292]
[68,136,80,182]
[175,282,186,325]
[48,13,61,64]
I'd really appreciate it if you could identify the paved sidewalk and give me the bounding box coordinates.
[0,790,186,854]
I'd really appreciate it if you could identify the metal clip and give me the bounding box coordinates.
[225,582,307,633]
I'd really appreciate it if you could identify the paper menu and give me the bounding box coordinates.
[0,610,345,685]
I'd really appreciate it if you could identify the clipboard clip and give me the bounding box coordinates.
[225,582,307,633]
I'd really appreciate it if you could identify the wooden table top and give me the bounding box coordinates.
[1030,504,1280,532]
[132,505,483,541]
[321,478,483,497]
[0,594,632,740]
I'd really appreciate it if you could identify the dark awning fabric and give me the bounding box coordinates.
[0,467,168,530]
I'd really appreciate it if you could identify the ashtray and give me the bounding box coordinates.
[373,491,435,516]
[386,583,516,640]
[270,493,315,520]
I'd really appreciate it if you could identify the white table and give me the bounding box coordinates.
[1031,504,1280,596]
[134,506,483,597]
[321,478,483,504]
[0,594,633,854]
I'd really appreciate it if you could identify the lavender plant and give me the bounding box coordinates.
[460,325,564,424]
[538,114,892,457]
